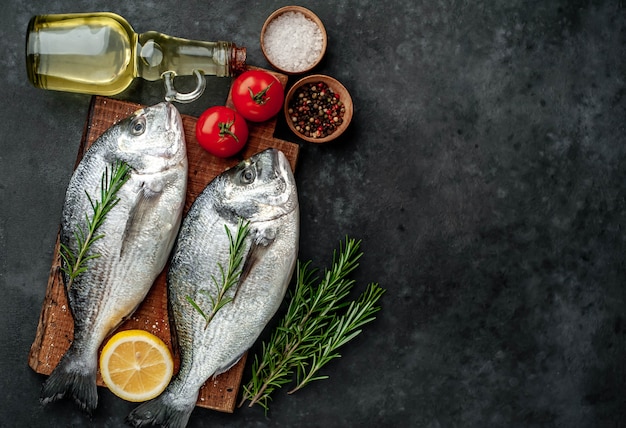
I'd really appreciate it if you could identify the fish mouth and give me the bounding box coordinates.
[150,102,186,166]
[164,102,182,133]
[268,149,297,214]
[274,149,291,180]
[164,102,185,161]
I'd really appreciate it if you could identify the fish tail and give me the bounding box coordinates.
[126,391,196,428]
[40,348,98,413]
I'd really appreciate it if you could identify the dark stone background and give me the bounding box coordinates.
[1,1,624,427]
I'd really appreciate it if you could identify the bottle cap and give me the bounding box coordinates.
[230,45,247,75]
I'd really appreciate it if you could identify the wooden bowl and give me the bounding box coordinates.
[284,74,353,143]
[260,6,327,75]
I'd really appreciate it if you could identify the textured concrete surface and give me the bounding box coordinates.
[1,1,625,427]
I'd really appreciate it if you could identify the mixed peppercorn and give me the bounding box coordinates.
[287,81,345,139]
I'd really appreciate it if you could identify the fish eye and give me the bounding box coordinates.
[130,117,146,136]
[240,167,256,184]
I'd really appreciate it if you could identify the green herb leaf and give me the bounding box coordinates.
[60,160,131,289]
[186,218,250,329]
[239,237,385,412]
[185,295,208,323]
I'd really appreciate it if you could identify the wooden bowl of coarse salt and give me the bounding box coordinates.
[260,6,327,75]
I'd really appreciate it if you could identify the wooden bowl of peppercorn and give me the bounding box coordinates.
[284,74,353,143]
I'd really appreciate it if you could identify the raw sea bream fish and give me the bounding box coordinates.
[127,148,299,428]
[40,102,188,413]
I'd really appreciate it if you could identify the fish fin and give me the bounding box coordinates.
[238,242,263,286]
[232,242,266,303]
[120,183,158,257]
[236,227,276,289]
[40,347,98,414]
[166,287,181,360]
[213,352,245,377]
[126,392,195,428]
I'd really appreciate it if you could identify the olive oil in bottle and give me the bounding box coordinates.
[26,12,246,96]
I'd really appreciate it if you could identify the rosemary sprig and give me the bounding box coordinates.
[186,218,250,329]
[239,237,385,411]
[289,282,385,394]
[59,160,131,290]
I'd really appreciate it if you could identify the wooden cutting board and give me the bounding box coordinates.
[28,69,298,413]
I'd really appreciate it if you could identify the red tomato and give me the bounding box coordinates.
[231,70,284,122]
[195,106,248,158]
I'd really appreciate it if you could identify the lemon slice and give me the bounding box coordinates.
[99,329,174,402]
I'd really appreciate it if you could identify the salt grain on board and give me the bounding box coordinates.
[264,11,323,72]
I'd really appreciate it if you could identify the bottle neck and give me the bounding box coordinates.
[136,31,246,81]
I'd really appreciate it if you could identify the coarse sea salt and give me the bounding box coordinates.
[264,11,324,73]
